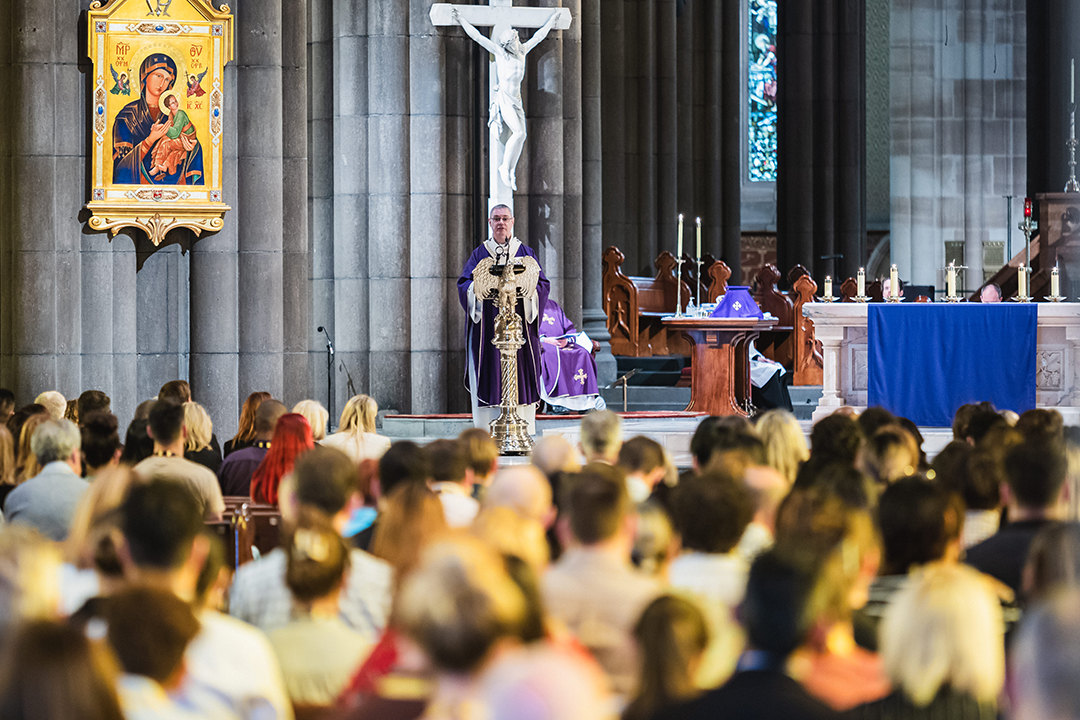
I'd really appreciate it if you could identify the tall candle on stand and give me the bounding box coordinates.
[696,217,702,259]
[677,214,684,258]
[1052,265,1061,297]
[824,275,833,299]
[857,268,865,297]
[947,261,956,297]
[1018,266,1028,298]
[889,264,899,298]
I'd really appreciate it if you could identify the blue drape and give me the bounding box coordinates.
[867,304,1037,427]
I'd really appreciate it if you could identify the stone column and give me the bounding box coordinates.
[636,0,658,267]
[235,0,285,398]
[528,0,565,309]
[720,0,741,277]
[581,0,615,385]
[367,2,411,412]
[282,0,311,404]
[409,0,448,413]
[332,0,370,416]
[1028,0,1080,197]
[562,0,584,328]
[655,0,678,263]
[600,0,627,266]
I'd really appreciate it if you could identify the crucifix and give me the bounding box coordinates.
[430,1,572,210]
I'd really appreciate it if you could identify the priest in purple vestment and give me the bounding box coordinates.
[457,204,550,430]
[539,298,605,413]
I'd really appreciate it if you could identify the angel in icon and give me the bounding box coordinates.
[110,65,131,96]
[186,68,207,97]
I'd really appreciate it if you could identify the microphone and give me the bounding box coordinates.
[318,326,335,356]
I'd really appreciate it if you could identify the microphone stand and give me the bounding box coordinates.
[317,326,335,423]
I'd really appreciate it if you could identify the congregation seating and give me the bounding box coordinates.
[214,496,284,569]
[603,246,823,385]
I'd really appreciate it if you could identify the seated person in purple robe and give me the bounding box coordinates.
[457,204,550,431]
[538,298,605,413]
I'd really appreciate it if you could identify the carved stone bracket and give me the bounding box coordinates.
[87,206,228,245]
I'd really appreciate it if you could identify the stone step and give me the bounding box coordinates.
[601,386,692,412]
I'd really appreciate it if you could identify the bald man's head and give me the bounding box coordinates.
[255,400,288,437]
[531,435,581,478]
[484,465,554,526]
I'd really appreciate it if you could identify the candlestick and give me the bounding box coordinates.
[890,265,898,297]
[824,275,833,300]
[1072,58,1075,105]
[675,215,685,316]
[1052,266,1061,298]
[677,214,684,258]
[695,217,702,259]
[947,262,956,299]
[857,268,865,298]
[1018,266,1028,299]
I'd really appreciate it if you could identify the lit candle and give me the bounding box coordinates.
[889,264,899,298]
[1025,198,1032,218]
[1053,266,1061,297]
[857,268,865,297]
[696,217,702,259]
[1072,58,1075,105]
[947,261,956,297]
[824,276,833,299]
[1018,266,1028,298]
[677,214,684,258]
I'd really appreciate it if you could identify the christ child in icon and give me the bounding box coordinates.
[150,90,198,179]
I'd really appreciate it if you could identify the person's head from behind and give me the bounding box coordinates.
[953,403,979,441]
[1012,586,1080,720]
[690,415,759,470]
[618,436,668,503]
[459,428,499,485]
[77,391,111,424]
[146,399,185,449]
[371,482,448,577]
[157,380,191,405]
[181,402,213,454]
[881,563,1003,707]
[288,445,362,531]
[673,471,754,556]
[809,414,864,468]
[483,465,554,526]
[285,509,350,611]
[755,409,809,486]
[251,413,315,505]
[1023,523,1080,603]
[934,442,1001,512]
[471,506,550,572]
[105,586,200,690]
[80,413,121,475]
[967,407,1006,445]
[1016,409,1065,445]
[857,406,897,440]
[119,417,154,466]
[792,461,877,510]
[0,389,14,425]
[0,526,62,633]
[560,462,631,550]
[0,426,13,487]
[580,410,622,464]
[31,418,81,470]
[292,400,329,442]
[254,399,288,440]
[34,391,66,421]
[377,440,432,502]
[980,283,1002,303]
[740,549,820,661]
[0,619,124,720]
[861,424,919,485]
[427,438,471,487]
[774,487,880,628]
[478,645,610,720]
[530,434,581,478]
[632,501,676,577]
[339,394,378,435]
[121,479,207,591]
[877,476,963,576]
[1004,440,1068,515]
[397,536,525,674]
[6,404,45,453]
[234,390,272,442]
[64,467,138,582]
[624,595,709,720]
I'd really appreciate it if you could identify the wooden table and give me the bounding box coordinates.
[663,316,777,416]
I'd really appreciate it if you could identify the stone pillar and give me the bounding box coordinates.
[332,0,370,417]
[235,0,285,398]
[309,0,335,419]
[562,0,584,328]
[777,0,867,281]
[581,0,615,385]
[600,0,627,265]
[720,0,741,276]
[655,0,678,263]
[1028,0,1080,198]
[636,0,658,267]
[282,0,311,404]
[367,2,411,412]
[409,0,448,413]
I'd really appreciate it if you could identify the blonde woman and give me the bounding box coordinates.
[182,401,221,474]
[292,400,329,442]
[754,409,809,486]
[848,563,1003,720]
[321,395,390,462]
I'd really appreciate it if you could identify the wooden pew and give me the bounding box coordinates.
[217,496,284,568]
[602,247,692,356]
[749,264,823,386]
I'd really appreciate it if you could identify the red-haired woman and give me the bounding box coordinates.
[250,414,314,505]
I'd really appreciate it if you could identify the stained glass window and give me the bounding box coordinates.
[748,0,777,182]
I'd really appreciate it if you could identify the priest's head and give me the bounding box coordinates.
[980,283,1002,303]
[489,205,515,245]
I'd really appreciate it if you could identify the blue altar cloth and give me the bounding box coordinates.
[867,304,1037,427]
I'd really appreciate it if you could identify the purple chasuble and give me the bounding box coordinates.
[457,242,550,407]
[539,299,600,399]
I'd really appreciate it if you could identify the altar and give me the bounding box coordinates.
[804,303,1080,425]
